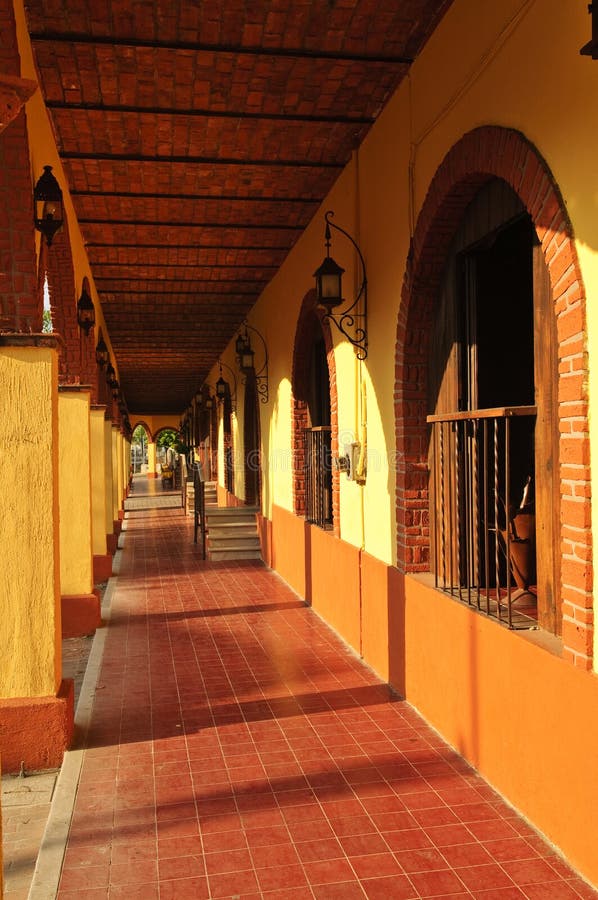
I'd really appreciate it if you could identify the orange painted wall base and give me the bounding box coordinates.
[61,591,102,638]
[106,533,118,554]
[266,505,598,890]
[0,679,74,772]
[93,553,113,582]
[217,484,243,507]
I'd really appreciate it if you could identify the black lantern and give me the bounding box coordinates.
[204,392,214,410]
[76,280,95,334]
[581,2,598,57]
[314,254,345,312]
[239,338,255,373]
[33,165,64,247]
[234,321,269,402]
[215,361,237,408]
[216,374,228,400]
[106,362,118,390]
[95,336,109,367]
[313,210,368,360]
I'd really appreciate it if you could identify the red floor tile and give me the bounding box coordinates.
[52,489,598,900]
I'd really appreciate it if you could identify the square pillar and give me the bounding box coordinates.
[104,416,117,553]
[0,338,74,772]
[90,405,112,582]
[58,387,101,638]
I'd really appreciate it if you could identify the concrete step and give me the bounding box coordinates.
[209,547,263,561]
[208,522,259,538]
[205,504,261,561]
[208,536,261,551]
[205,507,259,525]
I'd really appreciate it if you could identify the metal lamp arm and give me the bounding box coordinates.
[324,210,367,319]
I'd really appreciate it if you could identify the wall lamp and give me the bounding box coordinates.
[581,2,598,57]
[313,210,368,360]
[215,361,237,410]
[198,388,215,411]
[106,362,119,397]
[76,278,95,334]
[95,336,109,367]
[33,165,64,247]
[235,321,269,403]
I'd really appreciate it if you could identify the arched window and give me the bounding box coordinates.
[291,293,339,532]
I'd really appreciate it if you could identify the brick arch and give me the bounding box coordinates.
[291,289,340,536]
[395,125,592,668]
[130,420,152,440]
[152,425,177,444]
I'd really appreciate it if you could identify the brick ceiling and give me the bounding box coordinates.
[26,0,453,414]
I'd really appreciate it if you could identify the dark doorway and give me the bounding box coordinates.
[244,375,261,506]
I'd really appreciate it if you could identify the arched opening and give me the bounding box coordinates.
[222,391,234,496]
[243,374,261,507]
[130,423,150,474]
[428,178,559,632]
[291,292,338,532]
[395,126,591,663]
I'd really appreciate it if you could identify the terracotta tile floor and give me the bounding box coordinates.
[55,491,598,899]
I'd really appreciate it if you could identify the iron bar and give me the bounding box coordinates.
[305,427,332,529]
[427,406,537,630]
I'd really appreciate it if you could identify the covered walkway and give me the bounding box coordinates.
[30,480,595,899]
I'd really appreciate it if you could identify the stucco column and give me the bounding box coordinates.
[0,337,74,772]
[116,429,125,521]
[147,439,157,477]
[90,405,112,582]
[104,416,117,554]
[111,425,121,537]
[58,387,101,638]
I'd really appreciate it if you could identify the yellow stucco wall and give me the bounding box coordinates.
[58,390,93,595]
[0,346,61,697]
[214,0,598,583]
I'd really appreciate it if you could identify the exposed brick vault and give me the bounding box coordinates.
[291,290,340,537]
[394,125,593,669]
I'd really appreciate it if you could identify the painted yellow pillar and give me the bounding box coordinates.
[0,339,73,771]
[147,439,157,477]
[116,429,125,511]
[104,417,116,553]
[58,388,101,637]
[111,425,119,527]
[90,405,112,582]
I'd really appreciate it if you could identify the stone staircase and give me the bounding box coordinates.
[205,505,262,561]
[185,478,217,516]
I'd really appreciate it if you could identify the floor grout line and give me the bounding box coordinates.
[27,550,120,900]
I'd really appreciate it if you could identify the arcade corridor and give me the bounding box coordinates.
[30,479,597,899]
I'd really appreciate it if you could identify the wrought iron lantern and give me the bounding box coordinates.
[215,361,237,408]
[95,336,109,367]
[76,279,95,334]
[234,321,269,402]
[33,165,64,247]
[581,2,598,57]
[313,210,368,360]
